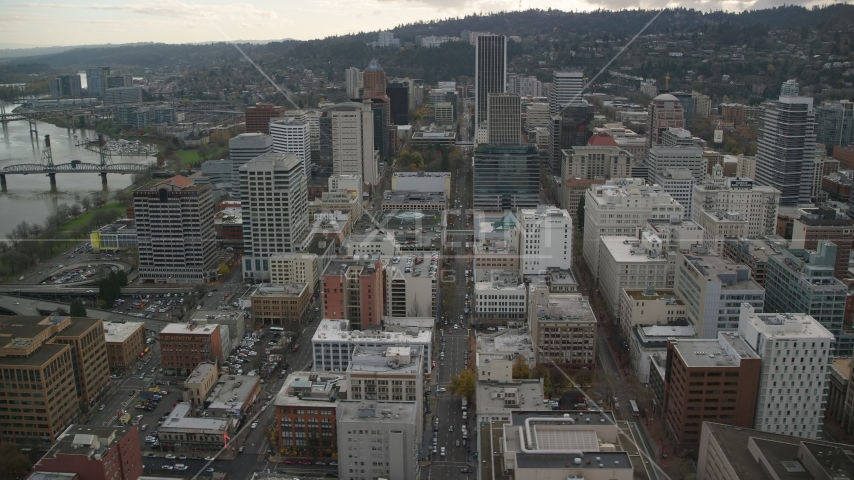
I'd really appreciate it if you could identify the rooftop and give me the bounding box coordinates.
[381,317,435,331]
[275,371,345,407]
[476,379,550,416]
[41,425,133,458]
[533,294,596,323]
[252,283,308,297]
[601,236,669,264]
[475,269,525,291]
[701,422,854,480]
[337,400,417,425]
[312,319,432,345]
[184,362,217,384]
[476,329,535,365]
[160,322,220,336]
[671,333,760,368]
[740,307,834,340]
[103,321,145,343]
[382,191,446,207]
[623,287,684,305]
[161,403,230,432]
[348,345,424,374]
[680,250,763,291]
[392,172,451,178]
[205,374,261,411]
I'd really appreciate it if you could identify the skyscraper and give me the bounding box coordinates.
[386,81,410,125]
[486,93,521,145]
[671,92,695,131]
[85,67,109,97]
[327,101,377,187]
[547,102,595,174]
[240,152,310,282]
[549,71,584,115]
[228,133,273,199]
[133,176,218,284]
[754,85,817,206]
[475,34,507,128]
[472,144,539,210]
[362,59,387,98]
[245,103,285,134]
[345,67,363,99]
[270,117,312,179]
[815,100,854,147]
[646,93,685,152]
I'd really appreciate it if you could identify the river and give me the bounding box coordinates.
[0,102,154,240]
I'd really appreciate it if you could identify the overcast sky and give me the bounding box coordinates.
[0,0,828,48]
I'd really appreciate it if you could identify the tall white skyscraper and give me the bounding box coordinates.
[487,93,521,145]
[345,67,362,99]
[646,93,685,152]
[475,34,507,128]
[737,303,834,439]
[519,206,572,276]
[228,133,272,199]
[754,89,816,206]
[549,71,584,115]
[270,117,311,179]
[240,152,310,281]
[327,101,377,186]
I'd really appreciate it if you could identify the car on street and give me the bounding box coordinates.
[204,456,215,461]
[161,465,174,471]
[206,468,215,473]
[449,425,454,432]
[147,453,157,458]
[164,454,176,459]
[282,460,295,465]
[438,387,446,392]
[461,467,472,473]
[440,447,446,457]
[250,422,258,429]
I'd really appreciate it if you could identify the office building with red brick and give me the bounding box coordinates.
[321,258,384,330]
[791,206,854,280]
[245,103,284,134]
[274,372,342,459]
[662,334,761,449]
[33,425,142,480]
[159,322,224,376]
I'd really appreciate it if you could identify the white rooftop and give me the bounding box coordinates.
[206,375,260,411]
[600,236,669,264]
[312,319,432,345]
[160,322,219,336]
[103,321,144,343]
[161,403,230,432]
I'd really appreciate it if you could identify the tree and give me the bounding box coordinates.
[573,369,593,389]
[54,307,68,316]
[512,355,530,379]
[70,298,87,317]
[0,443,32,479]
[218,263,230,277]
[448,368,476,402]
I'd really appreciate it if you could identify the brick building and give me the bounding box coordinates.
[51,318,111,411]
[245,103,285,134]
[791,207,854,280]
[274,372,341,459]
[103,321,145,374]
[250,283,311,327]
[833,145,854,170]
[321,258,384,330]
[662,335,761,450]
[160,323,224,376]
[33,425,142,480]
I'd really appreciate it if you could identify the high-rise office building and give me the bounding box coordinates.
[240,152,310,282]
[790,207,853,280]
[815,100,854,148]
[362,59,387,98]
[547,102,595,174]
[780,78,800,97]
[475,34,507,128]
[133,176,218,284]
[327,101,377,187]
[671,92,695,131]
[472,144,539,210]
[692,169,780,237]
[270,117,312,179]
[50,74,82,98]
[85,67,109,97]
[754,85,817,206]
[737,303,833,439]
[486,93,521,145]
[245,103,285,134]
[345,67,362,99]
[386,81,410,125]
[228,133,273,199]
[549,71,584,115]
[646,93,685,152]
[519,206,572,276]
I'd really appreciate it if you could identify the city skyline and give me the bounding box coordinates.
[1,0,826,49]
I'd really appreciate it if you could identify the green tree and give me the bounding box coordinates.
[512,355,531,379]
[70,298,87,317]
[117,269,128,287]
[99,271,122,305]
[448,368,476,402]
[0,443,32,479]
[218,263,231,277]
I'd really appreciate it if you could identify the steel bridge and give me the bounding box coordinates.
[0,134,149,192]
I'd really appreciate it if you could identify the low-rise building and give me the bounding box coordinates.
[473,269,527,325]
[695,209,749,256]
[311,319,433,374]
[391,172,451,195]
[476,380,549,425]
[269,253,320,296]
[33,425,142,480]
[158,403,235,453]
[619,286,687,340]
[160,322,224,377]
[561,177,605,221]
[274,372,343,459]
[103,321,146,374]
[476,328,536,369]
[187,314,244,355]
[343,233,400,257]
[528,286,596,371]
[204,374,261,418]
[663,334,762,448]
[722,236,788,287]
[696,422,854,480]
[497,411,634,480]
[336,401,419,480]
[381,191,446,211]
[89,219,137,252]
[182,362,219,408]
[250,283,311,328]
[473,211,521,271]
[630,324,696,383]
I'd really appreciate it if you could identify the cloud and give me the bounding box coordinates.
[372,0,515,12]
[9,1,279,20]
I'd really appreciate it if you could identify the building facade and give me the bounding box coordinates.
[472,144,540,210]
[33,425,142,480]
[159,323,224,376]
[103,321,145,374]
[519,206,572,276]
[321,259,384,330]
[245,103,285,134]
[528,287,596,371]
[475,34,507,128]
[486,93,521,145]
[336,401,419,480]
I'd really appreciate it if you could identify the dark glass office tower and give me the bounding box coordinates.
[475,34,507,128]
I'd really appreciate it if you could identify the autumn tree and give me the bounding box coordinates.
[218,263,231,277]
[448,368,476,402]
[0,443,32,479]
[573,369,593,389]
[512,355,530,379]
